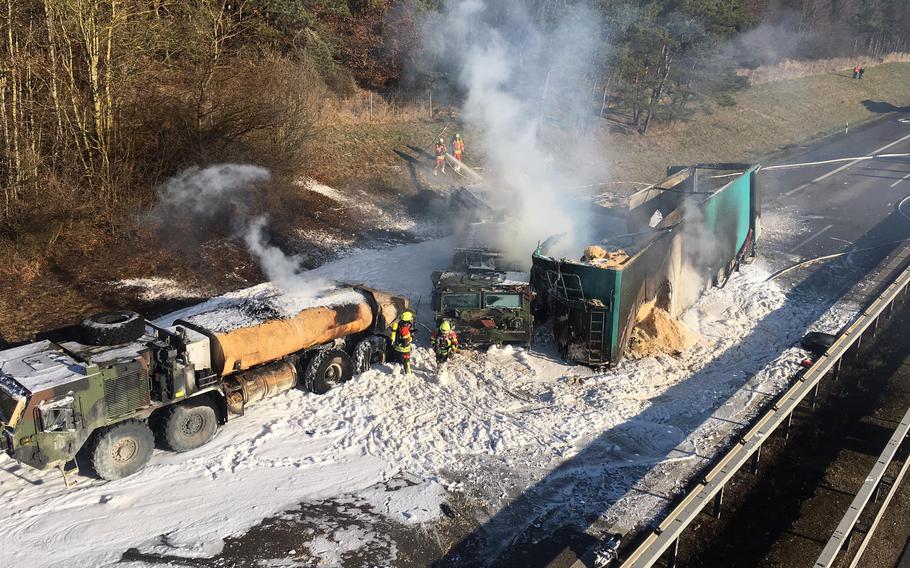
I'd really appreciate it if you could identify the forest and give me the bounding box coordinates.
[0,0,907,253]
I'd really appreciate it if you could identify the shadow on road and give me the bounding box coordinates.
[687,293,910,567]
[431,208,910,567]
[862,100,910,114]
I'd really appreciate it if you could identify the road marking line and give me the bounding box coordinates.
[784,132,910,197]
[890,171,910,188]
[795,224,833,250]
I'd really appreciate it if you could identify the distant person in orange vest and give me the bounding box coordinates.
[451,133,465,173]
[852,65,859,79]
[858,65,865,80]
[434,138,446,176]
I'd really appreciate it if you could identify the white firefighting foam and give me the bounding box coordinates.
[0,229,856,567]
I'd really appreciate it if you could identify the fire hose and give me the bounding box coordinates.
[767,195,910,281]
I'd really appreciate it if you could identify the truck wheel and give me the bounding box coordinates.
[91,421,154,480]
[353,336,388,374]
[162,402,218,452]
[81,311,145,346]
[304,349,353,394]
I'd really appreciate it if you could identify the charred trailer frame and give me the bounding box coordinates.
[532,164,760,366]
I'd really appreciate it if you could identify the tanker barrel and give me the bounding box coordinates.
[352,286,410,332]
[226,360,298,414]
[181,297,374,377]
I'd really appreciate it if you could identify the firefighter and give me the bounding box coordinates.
[451,133,465,173]
[434,138,447,176]
[432,319,459,366]
[390,310,416,374]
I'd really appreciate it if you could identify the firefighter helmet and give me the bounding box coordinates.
[400,311,414,323]
[439,320,452,332]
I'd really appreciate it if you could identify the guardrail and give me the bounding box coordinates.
[576,245,910,568]
[814,405,910,568]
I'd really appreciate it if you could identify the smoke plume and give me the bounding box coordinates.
[153,164,332,295]
[426,1,609,264]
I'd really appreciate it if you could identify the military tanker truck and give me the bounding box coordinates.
[0,285,407,481]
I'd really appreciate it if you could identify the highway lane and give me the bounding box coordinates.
[761,115,910,294]
[119,114,910,568]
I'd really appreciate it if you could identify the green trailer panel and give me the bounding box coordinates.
[533,164,760,366]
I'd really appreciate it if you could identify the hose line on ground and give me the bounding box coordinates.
[766,235,910,282]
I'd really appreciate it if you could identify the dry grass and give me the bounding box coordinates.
[304,116,453,185]
[601,62,910,184]
[739,53,910,85]
[320,88,437,125]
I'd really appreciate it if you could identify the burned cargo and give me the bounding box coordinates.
[532,164,760,366]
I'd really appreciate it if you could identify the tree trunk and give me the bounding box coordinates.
[640,45,672,135]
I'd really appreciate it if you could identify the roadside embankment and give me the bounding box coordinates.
[2,63,910,343]
[603,62,910,184]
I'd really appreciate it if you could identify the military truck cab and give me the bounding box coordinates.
[0,318,227,481]
[431,270,533,346]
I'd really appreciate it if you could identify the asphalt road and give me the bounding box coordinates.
[761,114,910,278]
[624,114,910,568]
[679,285,910,568]
[554,114,910,568]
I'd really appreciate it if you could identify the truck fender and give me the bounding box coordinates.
[154,391,228,425]
[201,391,229,424]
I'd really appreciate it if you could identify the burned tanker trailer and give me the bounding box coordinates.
[531,164,760,366]
[0,286,407,481]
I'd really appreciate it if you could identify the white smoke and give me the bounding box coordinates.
[243,216,333,295]
[156,164,271,215]
[427,1,609,264]
[155,164,333,295]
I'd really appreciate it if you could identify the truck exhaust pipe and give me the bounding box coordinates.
[225,360,298,415]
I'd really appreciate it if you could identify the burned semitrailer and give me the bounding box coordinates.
[532,164,761,366]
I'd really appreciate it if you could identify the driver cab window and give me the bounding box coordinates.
[39,396,76,432]
[442,293,481,310]
[484,293,522,308]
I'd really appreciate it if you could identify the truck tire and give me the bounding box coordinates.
[353,336,388,374]
[91,420,154,480]
[162,401,219,452]
[81,311,145,346]
[304,349,353,394]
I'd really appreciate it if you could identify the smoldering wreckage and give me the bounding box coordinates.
[0,163,762,488]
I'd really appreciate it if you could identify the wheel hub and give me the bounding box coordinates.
[181,413,205,436]
[111,437,139,463]
[325,362,343,383]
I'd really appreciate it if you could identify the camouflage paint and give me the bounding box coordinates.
[431,272,534,346]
